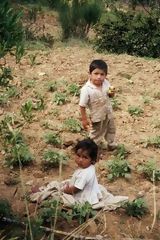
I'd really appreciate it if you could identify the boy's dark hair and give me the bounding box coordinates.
[75,138,98,164]
[89,59,108,74]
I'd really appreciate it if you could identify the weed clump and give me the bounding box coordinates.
[123,198,148,218]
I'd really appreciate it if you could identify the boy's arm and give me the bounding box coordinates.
[80,106,91,130]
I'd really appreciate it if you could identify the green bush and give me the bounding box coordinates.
[123,198,148,218]
[43,150,68,168]
[95,8,160,58]
[137,159,160,182]
[0,1,24,59]
[48,0,103,39]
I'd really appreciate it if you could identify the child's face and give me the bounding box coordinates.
[89,68,106,87]
[75,148,92,169]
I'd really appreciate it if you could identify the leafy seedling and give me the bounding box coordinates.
[43,150,68,168]
[111,97,121,110]
[53,92,67,105]
[0,66,13,86]
[107,156,131,181]
[137,159,160,182]
[63,118,82,133]
[44,132,62,146]
[128,106,143,116]
[21,100,33,122]
[145,136,160,148]
[68,83,80,96]
[72,202,96,224]
[123,198,148,218]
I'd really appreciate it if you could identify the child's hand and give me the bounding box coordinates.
[108,86,116,98]
[82,118,92,131]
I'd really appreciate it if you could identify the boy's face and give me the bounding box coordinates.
[75,148,92,169]
[89,68,106,87]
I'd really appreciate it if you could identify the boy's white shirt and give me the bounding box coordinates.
[79,79,113,122]
[69,165,102,205]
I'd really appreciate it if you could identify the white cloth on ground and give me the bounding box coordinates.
[30,180,128,211]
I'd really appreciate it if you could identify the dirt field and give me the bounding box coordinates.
[0,7,160,240]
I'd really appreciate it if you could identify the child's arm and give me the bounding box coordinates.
[80,106,91,130]
[62,183,80,195]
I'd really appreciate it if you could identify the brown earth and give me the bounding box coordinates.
[0,7,160,240]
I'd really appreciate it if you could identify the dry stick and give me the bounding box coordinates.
[100,212,107,235]
[40,226,103,240]
[151,170,156,231]
[51,135,64,240]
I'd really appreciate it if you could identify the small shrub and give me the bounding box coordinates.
[123,198,148,218]
[128,106,143,116]
[6,86,20,98]
[68,83,80,96]
[47,81,57,92]
[63,118,82,133]
[5,143,33,167]
[28,54,37,66]
[146,136,160,148]
[43,150,68,168]
[137,159,160,182]
[0,199,13,219]
[0,67,13,86]
[21,100,33,122]
[111,97,121,110]
[72,202,96,224]
[53,92,67,105]
[23,79,36,89]
[33,92,45,110]
[142,95,151,105]
[154,91,160,100]
[44,132,62,146]
[0,93,8,106]
[107,156,131,180]
[114,144,130,159]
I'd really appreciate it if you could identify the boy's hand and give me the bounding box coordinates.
[108,86,116,98]
[82,118,92,131]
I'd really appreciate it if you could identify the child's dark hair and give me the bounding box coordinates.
[89,59,108,74]
[75,138,98,164]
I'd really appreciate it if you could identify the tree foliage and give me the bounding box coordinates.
[48,0,103,39]
[0,1,24,60]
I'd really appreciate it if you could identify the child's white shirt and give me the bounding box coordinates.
[79,79,113,122]
[69,165,102,205]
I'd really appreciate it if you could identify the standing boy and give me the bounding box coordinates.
[79,59,117,150]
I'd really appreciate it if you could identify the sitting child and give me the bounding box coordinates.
[62,138,102,205]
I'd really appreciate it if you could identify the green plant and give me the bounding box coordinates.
[111,97,121,110]
[142,95,151,105]
[48,0,103,39]
[0,198,13,219]
[33,92,45,110]
[23,79,36,89]
[137,159,160,182]
[0,93,8,106]
[114,144,130,159]
[43,150,68,168]
[146,136,160,148]
[72,202,96,224]
[28,54,37,66]
[53,92,67,105]
[68,83,80,96]
[63,118,82,133]
[6,86,20,98]
[95,8,160,58]
[107,156,131,180]
[20,100,33,122]
[0,67,13,86]
[128,106,143,116]
[15,44,25,64]
[123,198,148,218]
[47,81,57,92]
[0,1,24,59]
[5,143,33,167]
[44,132,62,146]
[154,91,160,100]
